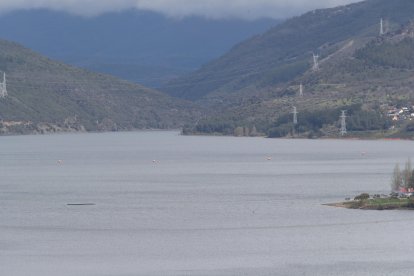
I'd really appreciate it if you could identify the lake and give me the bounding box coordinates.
[1,131,414,275]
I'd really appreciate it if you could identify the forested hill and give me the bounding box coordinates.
[163,0,414,102]
[176,0,414,139]
[0,39,198,134]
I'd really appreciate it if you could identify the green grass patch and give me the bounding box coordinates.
[342,198,412,210]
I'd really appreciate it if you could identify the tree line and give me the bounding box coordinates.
[267,104,390,138]
[182,104,391,138]
[392,159,414,192]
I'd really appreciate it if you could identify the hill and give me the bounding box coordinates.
[170,0,414,139]
[0,39,198,135]
[163,0,414,102]
[0,9,279,88]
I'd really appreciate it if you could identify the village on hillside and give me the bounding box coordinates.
[384,104,414,122]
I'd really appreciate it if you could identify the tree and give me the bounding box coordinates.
[409,170,414,189]
[404,159,412,188]
[250,125,258,136]
[234,127,244,137]
[391,164,402,192]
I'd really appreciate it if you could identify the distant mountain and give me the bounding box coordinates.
[0,9,280,88]
[163,0,414,102]
[175,0,414,138]
[0,39,198,135]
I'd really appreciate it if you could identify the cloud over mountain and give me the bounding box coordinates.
[0,0,360,19]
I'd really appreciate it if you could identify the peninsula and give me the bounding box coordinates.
[328,159,414,210]
[327,195,414,210]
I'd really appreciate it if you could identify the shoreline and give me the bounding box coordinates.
[1,128,414,142]
[183,131,414,141]
[324,199,414,210]
[0,128,183,138]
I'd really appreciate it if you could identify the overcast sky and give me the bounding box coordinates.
[0,0,362,19]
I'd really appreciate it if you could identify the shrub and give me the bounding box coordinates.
[354,193,370,201]
[406,197,414,208]
[349,200,364,209]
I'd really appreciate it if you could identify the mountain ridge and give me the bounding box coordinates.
[0,9,280,88]
[163,0,414,102]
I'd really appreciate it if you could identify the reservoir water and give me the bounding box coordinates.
[1,131,414,275]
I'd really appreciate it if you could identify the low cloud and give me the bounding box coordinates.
[136,0,361,19]
[0,0,361,19]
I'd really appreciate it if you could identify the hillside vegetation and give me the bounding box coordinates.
[174,0,414,139]
[164,0,414,101]
[0,40,198,134]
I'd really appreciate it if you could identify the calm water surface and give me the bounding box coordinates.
[1,131,414,275]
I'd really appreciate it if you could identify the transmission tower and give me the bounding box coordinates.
[0,72,7,98]
[340,110,347,136]
[299,83,304,97]
[292,106,298,125]
[380,18,384,35]
[312,53,320,71]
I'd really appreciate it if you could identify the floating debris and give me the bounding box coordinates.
[67,203,96,206]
